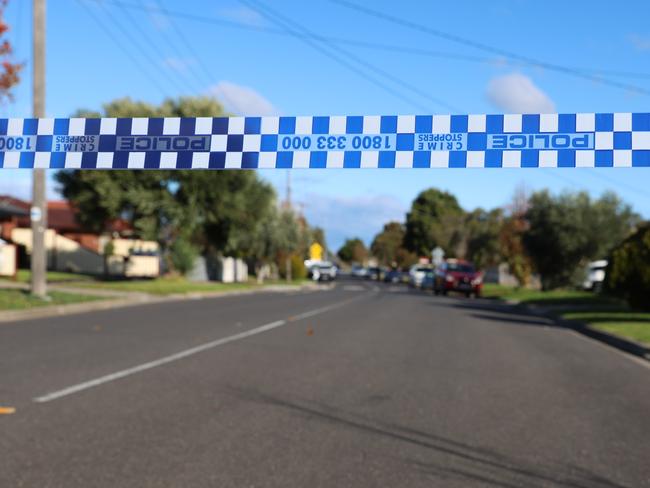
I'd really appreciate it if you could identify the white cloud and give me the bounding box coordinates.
[299,193,406,251]
[208,81,279,116]
[143,0,170,30]
[162,57,195,73]
[629,34,650,51]
[486,72,555,113]
[217,6,266,26]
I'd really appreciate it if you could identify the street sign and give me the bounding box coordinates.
[0,113,647,169]
[432,246,444,266]
[309,242,324,261]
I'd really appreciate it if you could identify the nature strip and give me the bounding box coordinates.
[0,113,648,169]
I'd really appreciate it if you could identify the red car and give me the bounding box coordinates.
[433,259,483,297]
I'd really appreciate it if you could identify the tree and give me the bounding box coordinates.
[311,227,327,250]
[0,1,22,101]
[604,222,650,310]
[174,171,275,258]
[56,96,275,275]
[499,186,532,286]
[370,222,408,267]
[462,208,503,270]
[523,190,639,290]
[337,238,367,264]
[403,188,464,257]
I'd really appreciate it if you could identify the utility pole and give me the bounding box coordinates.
[30,0,47,297]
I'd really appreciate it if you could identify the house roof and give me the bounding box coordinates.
[0,195,134,235]
[46,200,79,231]
[0,196,29,219]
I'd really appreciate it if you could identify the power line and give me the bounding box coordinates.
[86,0,650,83]
[329,0,650,97]
[240,0,459,113]
[93,0,193,96]
[150,0,242,113]
[75,0,170,97]
[583,168,650,201]
[111,0,204,94]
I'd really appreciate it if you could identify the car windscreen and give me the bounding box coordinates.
[447,263,475,273]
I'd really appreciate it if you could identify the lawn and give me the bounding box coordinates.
[561,311,650,346]
[74,276,311,295]
[4,270,311,296]
[6,270,96,284]
[482,283,649,346]
[481,283,620,306]
[0,289,103,311]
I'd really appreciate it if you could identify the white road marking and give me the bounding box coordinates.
[343,285,364,291]
[33,294,370,403]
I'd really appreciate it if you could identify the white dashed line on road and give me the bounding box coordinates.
[33,293,370,404]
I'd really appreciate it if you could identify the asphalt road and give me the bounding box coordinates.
[1,280,649,487]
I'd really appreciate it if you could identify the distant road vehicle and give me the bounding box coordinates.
[420,269,435,291]
[366,266,382,281]
[408,264,431,288]
[309,262,337,282]
[351,265,368,278]
[583,260,607,292]
[433,259,483,297]
[383,269,402,283]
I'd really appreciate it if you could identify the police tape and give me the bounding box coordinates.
[0,113,648,169]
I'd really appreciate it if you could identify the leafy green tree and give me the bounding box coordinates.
[337,238,368,264]
[174,171,275,257]
[169,236,199,276]
[371,222,405,266]
[523,190,639,290]
[605,222,650,310]
[57,96,275,275]
[311,227,327,253]
[462,208,504,270]
[403,188,464,257]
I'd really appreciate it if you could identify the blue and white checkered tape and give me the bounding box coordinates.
[0,113,648,169]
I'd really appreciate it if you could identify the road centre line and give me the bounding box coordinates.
[33,292,370,403]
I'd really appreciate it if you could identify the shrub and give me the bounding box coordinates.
[170,237,198,276]
[279,254,307,281]
[605,222,650,310]
[291,254,307,280]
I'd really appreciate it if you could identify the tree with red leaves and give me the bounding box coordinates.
[0,0,22,101]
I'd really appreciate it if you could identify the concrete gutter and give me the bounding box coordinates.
[521,302,650,362]
[0,282,330,324]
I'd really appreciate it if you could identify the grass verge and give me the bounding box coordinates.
[0,289,103,311]
[68,277,311,296]
[4,270,96,284]
[482,283,649,346]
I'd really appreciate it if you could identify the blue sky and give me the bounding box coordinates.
[1,0,649,250]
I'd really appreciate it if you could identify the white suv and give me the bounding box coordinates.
[408,265,431,288]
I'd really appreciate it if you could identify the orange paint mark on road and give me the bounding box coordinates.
[0,406,16,414]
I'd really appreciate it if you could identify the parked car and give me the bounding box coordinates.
[583,259,607,292]
[351,265,368,278]
[309,262,337,282]
[408,264,432,288]
[366,266,382,280]
[383,268,402,283]
[420,269,435,291]
[433,259,482,297]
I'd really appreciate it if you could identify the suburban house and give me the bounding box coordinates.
[0,198,25,277]
[0,195,159,278]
